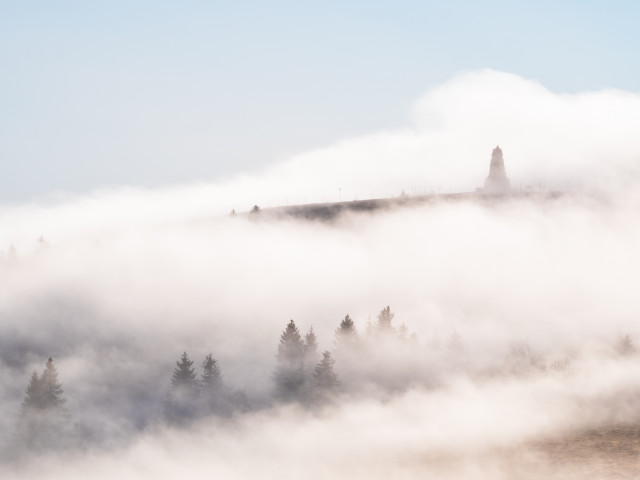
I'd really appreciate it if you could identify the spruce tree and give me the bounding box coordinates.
[199,353,223,415]
[304,326,318,360]
[40,358,65,409]
[16,358,69,452]
[22,371,42,410]
[250,205,261,215]
[274,320,305,400]
[334,314,358,351]
[166,352,199,423]
[313,351,339,391]
[277,320,305,365]
[376,306,395,334]
[171,352,197,390]
[305,326,317,355]
[200,354,223,391]
[20,358,66,412]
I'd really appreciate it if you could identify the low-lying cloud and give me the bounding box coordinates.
[1,70,640,478]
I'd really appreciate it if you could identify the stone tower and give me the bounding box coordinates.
[483,146,511,193]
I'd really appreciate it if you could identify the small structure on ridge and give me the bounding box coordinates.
[482,146,511,193]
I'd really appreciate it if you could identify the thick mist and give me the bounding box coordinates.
[2,195,640,477]
[2,71,640,478]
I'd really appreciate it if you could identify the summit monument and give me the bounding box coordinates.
[483,146,511,193]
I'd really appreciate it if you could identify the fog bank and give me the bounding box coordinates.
[2,70,640,478]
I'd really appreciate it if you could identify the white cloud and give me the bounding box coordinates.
[2,71,640,478]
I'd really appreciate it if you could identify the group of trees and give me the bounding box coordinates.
[274,306,419,402]
[229,205,260,216]
[15,358,69,451]
[165,352,248,424]
[274,320,338,402]
[13,305,639,454]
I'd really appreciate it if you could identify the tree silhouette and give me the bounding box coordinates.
[250,205,261,215]
[304,326,318,359]
[40,358,65,408]
[171,352,197,390]
[199,353,225,415]
[20,358,66,413]
[22,371,42,410]
[376,306,395,334]
[277,320,305,365]
[200,354,223,391]
[334,314,358,352]
[15,358,69,451]
[313,351,339,391]
[166,352,199,423]
[274,320,305,400]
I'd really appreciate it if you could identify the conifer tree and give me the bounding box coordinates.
[40,358,65,409]
[376,306,395,335]
[198,353,225,415]
[304,326,318,361]
[166,352,199,423]
[22,371,42,410]
[250,205,261,215]
[16,358,69,452]
[274,320,305,400]
[200,354,223,391]
[277,320,305,365]
[171,352,197,390]
[313,351,339,391]
[303,326,319,381]
[334,314,358,351]
[305,326,317,355]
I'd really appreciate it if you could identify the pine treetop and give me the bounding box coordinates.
[171,352,197,390]
[277,320,304,365]
[336,314,357,337]
[376,306,395,332]
[40,358,65,408]
[335,314,359,352]
[200,353,223,390]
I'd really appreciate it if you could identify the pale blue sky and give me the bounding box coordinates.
[1,1,638,202]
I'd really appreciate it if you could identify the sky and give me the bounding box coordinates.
[1,0,640,203]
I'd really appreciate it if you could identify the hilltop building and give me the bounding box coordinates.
[482,146,511,193]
